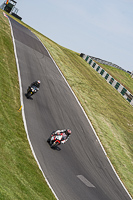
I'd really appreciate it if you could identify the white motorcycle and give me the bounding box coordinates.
[47,132,65,148]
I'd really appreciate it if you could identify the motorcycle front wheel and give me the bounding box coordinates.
[50,141,59,148]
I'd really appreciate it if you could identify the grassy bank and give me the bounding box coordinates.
[98,63,133,94]
[0,9,133,199]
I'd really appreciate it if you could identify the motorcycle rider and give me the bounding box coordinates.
[27,80,41,93]
[30,80,41,89]
[50,129,71,144]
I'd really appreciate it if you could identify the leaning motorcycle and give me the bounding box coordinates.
[26,85,38,98]
[47,133,63,148]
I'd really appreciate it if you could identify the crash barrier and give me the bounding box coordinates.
[11,13,22,20]
[80,53,133,106]
[87,55,127,72]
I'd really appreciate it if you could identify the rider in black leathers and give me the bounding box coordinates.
[27,80,40,93]
[30,80,41,89]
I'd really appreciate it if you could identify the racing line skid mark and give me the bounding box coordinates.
[77,175,95,188]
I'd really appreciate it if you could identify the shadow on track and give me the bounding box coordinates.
[25,93,33,100]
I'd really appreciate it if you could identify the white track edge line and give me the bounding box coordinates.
[7,16,59,200]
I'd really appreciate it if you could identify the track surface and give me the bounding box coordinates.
[9,17,131,200]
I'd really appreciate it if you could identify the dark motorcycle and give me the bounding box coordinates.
[26,85,38,98]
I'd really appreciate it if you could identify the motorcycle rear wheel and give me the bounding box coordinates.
[26,91,32,98]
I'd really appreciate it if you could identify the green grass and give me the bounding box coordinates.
[0,9,133,199]
[97,62,133,94]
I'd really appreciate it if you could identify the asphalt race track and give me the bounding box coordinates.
[8,17,132,200]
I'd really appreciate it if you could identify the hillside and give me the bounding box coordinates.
[0,9,133,199]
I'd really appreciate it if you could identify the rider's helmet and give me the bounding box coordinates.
[66,129,71,135]
[37,80,41,84]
